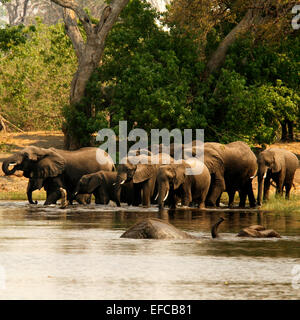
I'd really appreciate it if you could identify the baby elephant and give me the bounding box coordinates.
[74,171,134,205]
[211,217,281,238]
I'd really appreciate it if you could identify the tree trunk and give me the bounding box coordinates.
[287,120,294,141]
[281,120,288,141]
[204,7,271,78]
[51,0,129,149]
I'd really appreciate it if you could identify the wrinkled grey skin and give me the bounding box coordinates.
[115,154,173,207]
[26,177,91,205]
[158,140,257,208]
[203,141,257,208]
[257,148,299,206]
[156,161,211,209]
[75,171,134,205]
[2,146,115,205]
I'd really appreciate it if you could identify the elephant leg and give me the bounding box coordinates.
[246,181,256,208]
[27,181,38,205]
[132,185,142,206]
[142,182,151,207]
[238,190,247,208]
[181,188,192,207]
[285,183,292,200]
[206,174,225,207]
[276,174,285,197]
[44,189,61,205]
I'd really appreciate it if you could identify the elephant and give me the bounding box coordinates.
[74,171,134,205]
[256,148,298,206]
[2,146,115,205]
[211,217,281,238]
[202,141,257,208]
[121,218,196,239]
[156,159,211,209]
[27,177,91,205]
[114,153,173,207]
[121,217,281,240]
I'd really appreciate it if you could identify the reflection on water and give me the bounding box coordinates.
[0,201,300,299]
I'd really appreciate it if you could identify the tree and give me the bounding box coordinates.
[48,0,129,149]
[166,0,299,77]
[0,22,76,130]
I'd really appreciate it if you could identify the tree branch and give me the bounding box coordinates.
[51,0,93,35]
[63,8,85,59]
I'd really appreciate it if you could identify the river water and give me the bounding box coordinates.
[0,201,300,300]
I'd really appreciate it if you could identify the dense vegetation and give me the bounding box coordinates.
[0,0,299,145]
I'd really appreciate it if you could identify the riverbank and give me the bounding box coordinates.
[0,131,300,208]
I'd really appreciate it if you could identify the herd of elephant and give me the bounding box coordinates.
[1,141,299,209]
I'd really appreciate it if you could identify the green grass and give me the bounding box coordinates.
[260,194,300,212]
[0,191,46,201]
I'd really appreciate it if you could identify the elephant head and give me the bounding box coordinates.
[156,164,186,209]
[75,173,101,195]
[257,149,282,205]
[114,155,157,207]
[2,146,65,179]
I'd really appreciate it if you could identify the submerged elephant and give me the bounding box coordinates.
[211,217,281,238]
[2,146,115,205]
[121,218,197,239]
[74,171,134,205]
[156,158,211,209]
[256,147,298,206]
[121,217,281,240]
[203,141,257,208]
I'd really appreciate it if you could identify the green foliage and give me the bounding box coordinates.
[76,0,206,139]
[0,20,76,131]
[202,33,300,144]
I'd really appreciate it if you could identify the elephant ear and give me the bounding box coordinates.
[87,173,102,193]
[34,149,66,178]
[271,153,282,173]
[133,164,155,183]
[173,165,186,189]
[22,146,50,161]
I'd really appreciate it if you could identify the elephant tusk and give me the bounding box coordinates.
[113,182,116,186]
[9,162,17,166]
[120,180,125,185]
[263,172,267,179]
[154,193,159,201]
[250,175,255,179]
[163,190,169,202]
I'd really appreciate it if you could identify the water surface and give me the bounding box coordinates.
[0,201,300,300]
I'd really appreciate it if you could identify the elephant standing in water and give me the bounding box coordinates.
[156,159,211,209]
[2,146,115,205]
[26,177,91,205]
[257,148,298,206]
[203,141,257,208]
[74,171,134,205]
[114,153,173,207]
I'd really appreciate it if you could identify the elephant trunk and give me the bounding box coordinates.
[114,173,127,207]
[211,217,225,238]
[157,181,169,209]
[257,166,267,206]
[2,155,21,175]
